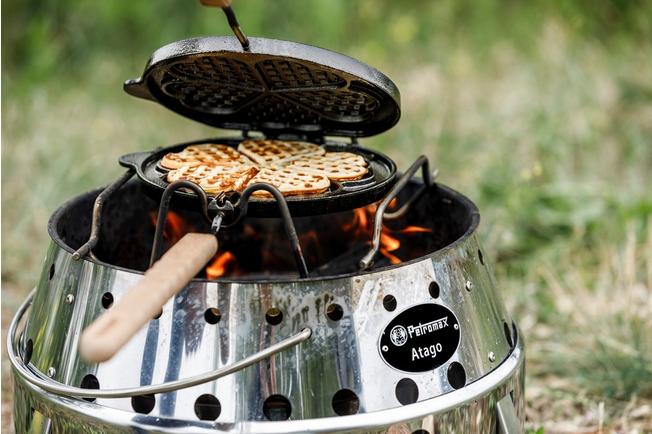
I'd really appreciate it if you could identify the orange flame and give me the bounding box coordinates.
[341,204,433,265]
[380,233,400,252]
[149,211,192,244]
[206,252,236,279]
[399,226,433,234]
[379,247,402,264]
[342,208,368,236]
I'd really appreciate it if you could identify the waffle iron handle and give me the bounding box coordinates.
[200,0,231,6]
[199,0,250,51]
[79,233,218,363]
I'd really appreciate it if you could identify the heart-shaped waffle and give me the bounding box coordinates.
[287,152,368,181]
[160,143,253,169]
[167,164,259,194]
[237,139,325,166]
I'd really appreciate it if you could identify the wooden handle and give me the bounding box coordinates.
[80,233,218,363]
[200,0,231,7]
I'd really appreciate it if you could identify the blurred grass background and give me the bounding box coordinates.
[2,0,652,432]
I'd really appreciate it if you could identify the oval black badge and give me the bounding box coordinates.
[379,303,460,372]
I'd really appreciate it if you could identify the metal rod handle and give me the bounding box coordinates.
[199,0,231,7]
[222,6,250,51]
[73,169,134,260]
[359,155,433,270]
[9,292,311,398]
[235,183,309,278]
[150,180,212,266]
[199,0,250,51]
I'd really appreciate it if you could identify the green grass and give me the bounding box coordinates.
[3,1,652,431]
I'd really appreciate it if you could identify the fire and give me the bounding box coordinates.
[342,208,368,236]
[149,211,192,244]
[379,248,402,264]
[146,200,432,278]
[380,233,400,252]
[206,252,236,279]
[342,204,432,265]
[399,226,432,234]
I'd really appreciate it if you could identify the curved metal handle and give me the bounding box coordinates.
[230,182,309,278]
[73,169,135,261]
[8,292,311,398]
[359,155,434,270]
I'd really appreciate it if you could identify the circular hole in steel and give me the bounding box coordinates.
[131,394,156,414]
[326,304,343,321]
[504,321,513,348]
[23,339,33,365]
[194,394,221,421]
[80,374,100,402]
[428,281,440,299]
[204,307,222,324]
[48,264,55,280]
[382,294,397,312]
[265,308,283,326]
[512,321,518,347]
[478,249,485,265]
[263,394,291,421]
[447,362,466,389]
[412,430,430,434]
[101,293,114,309]
[395,378,419,405]
[331,389,360,416]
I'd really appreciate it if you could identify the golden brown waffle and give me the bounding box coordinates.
[237,139,325,165]
[159,140,373,197]
[287,152,368,181]
[160,143,253,169]
[167,164,259,194]
[248,166,330,197]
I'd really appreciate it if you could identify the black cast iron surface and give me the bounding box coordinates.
[119,136,397,217]
[125,37,401,138]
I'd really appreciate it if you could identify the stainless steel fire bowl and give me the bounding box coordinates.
[8,180,524,433]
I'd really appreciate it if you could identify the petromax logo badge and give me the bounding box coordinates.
[379,304,461,372]
[389,325,408,346]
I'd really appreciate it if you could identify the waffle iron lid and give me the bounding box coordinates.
[124,36,401,138]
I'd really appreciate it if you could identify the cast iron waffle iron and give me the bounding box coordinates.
[121,36,401,216]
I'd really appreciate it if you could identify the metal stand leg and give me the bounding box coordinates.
[497,394,523,434]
